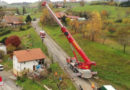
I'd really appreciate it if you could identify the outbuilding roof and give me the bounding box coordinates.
[14,48,46,63]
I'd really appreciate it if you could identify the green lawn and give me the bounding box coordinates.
[72,4,130,19]
[43,25,130,90]
[17,78,45,90]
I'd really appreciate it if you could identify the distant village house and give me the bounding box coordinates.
[55,12,67,19]
[2,16,24,27]
[13,48,46,76]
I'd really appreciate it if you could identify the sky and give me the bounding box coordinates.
[1,0,64,4]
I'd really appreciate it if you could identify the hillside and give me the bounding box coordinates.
[0,1,8,6]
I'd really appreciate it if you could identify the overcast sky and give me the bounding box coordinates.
[1,0,65,4]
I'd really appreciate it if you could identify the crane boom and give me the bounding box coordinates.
[42,2,96,70]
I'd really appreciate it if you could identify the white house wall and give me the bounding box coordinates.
[20,60,38,72]
[13,55,21,72]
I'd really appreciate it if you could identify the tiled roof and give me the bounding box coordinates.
[55,12,66,18]
[14,48,46,63]
[3,16,23,24]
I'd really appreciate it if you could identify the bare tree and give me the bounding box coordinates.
[116,28,130,53]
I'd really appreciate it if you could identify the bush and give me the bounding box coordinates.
[20,25,31,31]
[0,37,7,44]
[115,19,122,23]
[17,75,27,82]
[0,28,11,36]
[7,44,16,53]
[0,50,4,59]
[5,35,21,47]
[108,27,116,33]
[123,18,130,24]
[20,26,26,31]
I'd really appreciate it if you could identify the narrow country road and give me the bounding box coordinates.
[0,71,21,90]
[32,20,94,90]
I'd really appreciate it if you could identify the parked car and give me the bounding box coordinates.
[0,64,4,71]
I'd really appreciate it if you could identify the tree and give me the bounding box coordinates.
[25,15,32,23]
[115,28,130,53]
[16,8,20,15]
[40,8,56,26]
[80,0,85,7]
[86,12,102,41]
[101,10,109,18]
[5,35,21,47]
[71,20,80,33]
[0,7,5,26]
[101,30,108,44]
[23,6,26,15]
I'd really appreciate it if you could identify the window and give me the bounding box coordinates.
[38,60,44,65]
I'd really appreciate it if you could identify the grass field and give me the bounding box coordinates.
[72,4,130,19]
[43,25,130,90]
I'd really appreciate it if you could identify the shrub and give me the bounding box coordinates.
[101,10,109,18]
[115,19,122,23]
[0,50,4,59]
[20,26,26,31]
[0,37,7,44]
[108,27,116,33]
[5,35,21,47]
[122,18,130,24]
[7,44,16,53]
[0,28,11,36]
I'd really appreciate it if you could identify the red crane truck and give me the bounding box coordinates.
[42,2,97,78]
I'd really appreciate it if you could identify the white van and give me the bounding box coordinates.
[0,64,4,71]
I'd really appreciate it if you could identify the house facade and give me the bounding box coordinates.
[2,16,24,27]
[13,48,46,76]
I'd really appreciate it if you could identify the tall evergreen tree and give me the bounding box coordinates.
[25,15,32,23]
[16,8,20,15]
[23,6,26,15]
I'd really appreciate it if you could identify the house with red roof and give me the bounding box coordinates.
[2,16,24,27]
[13,48,46,76]
[55,12,67,19]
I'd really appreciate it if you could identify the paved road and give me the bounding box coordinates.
[32,20,94,90]
[0,71,21,90]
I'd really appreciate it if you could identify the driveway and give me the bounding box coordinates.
[32,20,96,90]
[0,71,21,90]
